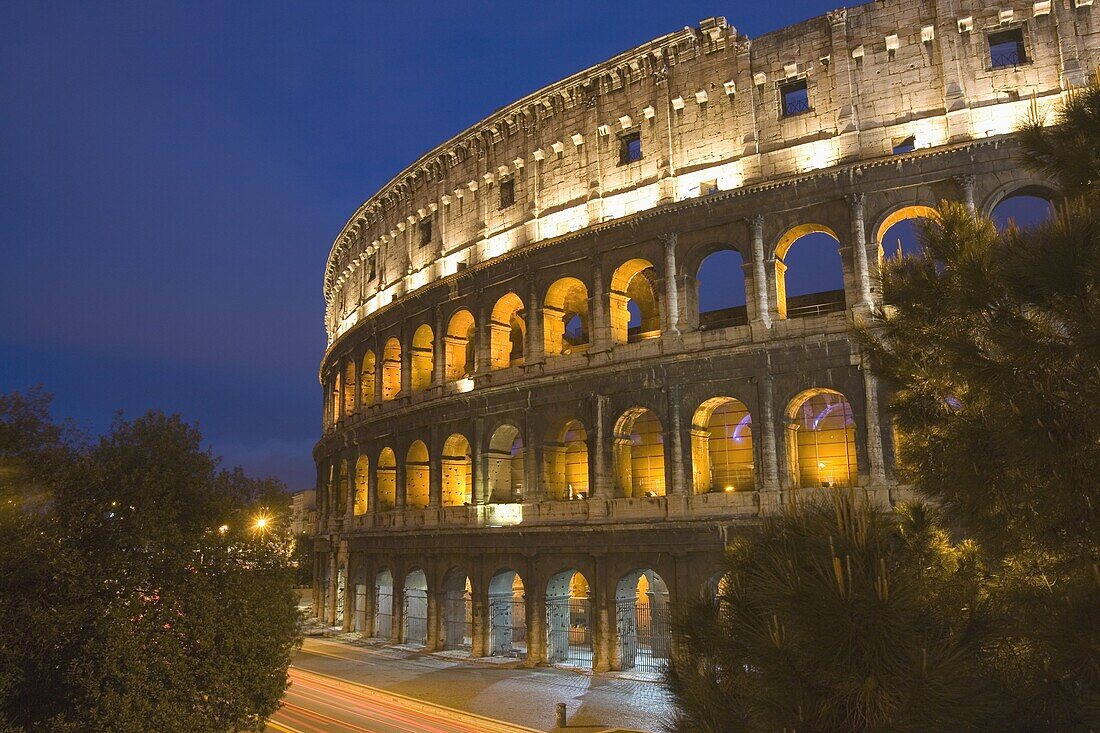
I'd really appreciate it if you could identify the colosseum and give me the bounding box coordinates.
[312,0,1095,674]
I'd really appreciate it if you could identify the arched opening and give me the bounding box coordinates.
[382,337,401,401]
[696,249,748,329]
[405,440,430,509]
[542,419,589,501]
[786,389,858,489]
[543,277,590,356]
[545,569,592,668]
[441,433,472,507]
[342,361,357,418]
[410,324,434,393]
[402,569,428,646]
[444,309,476,382]
[616,570,671,676]
[490,292,525,370]
[488,569,527,658]
[991,189,1055,230]
[875,205,938,261]
[376,447,396,510]
[330,372,341,426]
[691,397,754,494]
[360,350,377,408]
[374,569,393,639]
[613,408,665,498]
[353,455,369,515]
[774,225,846,319]
[441,569,473,652]
[333,460,348,516]
[610,259,661,343]
[487,424,524,503]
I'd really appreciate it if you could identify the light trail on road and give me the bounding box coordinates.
[265,666,531,733]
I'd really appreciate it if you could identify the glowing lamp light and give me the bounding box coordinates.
[818,462,827,469]
[253,514,271,534]
[455,377,475,393]
[218,524,229,534]
[724,486,735,493]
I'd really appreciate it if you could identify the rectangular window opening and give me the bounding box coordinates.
[988,28,1027,68]
[419,218,432,246]
[892,135,916,155]
[780,79,810,117]
[619,131,642,165]
[499,178,515,209]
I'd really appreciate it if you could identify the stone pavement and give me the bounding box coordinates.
[292,635,675,733]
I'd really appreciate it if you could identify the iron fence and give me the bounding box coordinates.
[546,597,592,667]
[374,587,393,639]
[488,596,527,657]
[443,591,473,650]
[404,589,428,645]
[617,598,672,674]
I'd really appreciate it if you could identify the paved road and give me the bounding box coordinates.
[267,636,670,733]
[266,666,527,733]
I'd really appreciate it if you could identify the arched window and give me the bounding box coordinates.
[786,389,857,489]
[382,338,401,401]
[991,189,1055,230]
[774,225,846,319]
[360,350,377,408]
[543,278,590,356]
[876,205,938,261]
[695,250,748,329]
[441,434,472,507]
[376,448,396,510]
[342,361,357,418]
[613,408,665,497]
[691,398,753,493]
[405,440,429,508]
[410,324,433,393]
[542,419,589,500]
[490,293,525,370]
[610,259,660,343]
[487,425,524,502]
[353,455,369,515]
[330,372,342,426]
[445,309,476,382]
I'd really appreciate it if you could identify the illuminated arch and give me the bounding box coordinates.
[613,407,665,498]
[402,569,428,646]
[330,372,341,426]
[381,337,401,401]
[614,569,671,673]
[545,568,592,668]
[360,350,376,408]
[785,388,858,489]
[694,249,748,329]
[354,454,369,515]
[542,418,589,500]
[773,224,845,319]
[873,205,938,260]
[405,440,430,508]
[543,277,590,356]
[487,569,527,658]
[690,397,754,494]
[441,433,472,507]
[487,424,524,502]
[444,309,476,382]
[441,568,473,651]
[610,259,660,343]
[410,323,434,393]
[489,292,525,370]
[376,447,397,510]
[342,361,357,418]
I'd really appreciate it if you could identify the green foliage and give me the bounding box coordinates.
[666,492,995,733]
[1016,79,1100,199]
[0,390,300,732]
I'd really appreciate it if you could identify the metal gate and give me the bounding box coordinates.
[546,596,592,667]
[374,586,392,639]
[404,588,428,645]
[617,597,671,674]
[354,584,367,633]
[443,591,473,650]
[488,596,527,657]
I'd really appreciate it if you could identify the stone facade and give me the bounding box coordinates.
[312,0,1095,672]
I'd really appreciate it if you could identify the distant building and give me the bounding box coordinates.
[313,0,1087,673]
[289,490,316,536]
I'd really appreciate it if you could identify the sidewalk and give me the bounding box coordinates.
[291,635,675,733]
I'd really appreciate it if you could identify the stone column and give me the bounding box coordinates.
[470,594,488,658]
[749,214,772,330]
[756,375,781,496]
[590,394,612,499]
[390,581,404,644]
[525,277,545,373]
[474,302,492,384]
[846,194,874,311]
[473,417,488,505]
[311,551,323,618]
[373,337,384,405]
[956,174,976,215]
[327,553,339,626]
[428,427,442,509]
[426,589,440,651]
[399,333,412,399]
[352,355,363,415]
[345,449,358,521]
[660,233,681,337]
[395,456,407,510]
[525,581,545,667]
[666,386,687,496]
[587,256,613,357]
[592,565,610,672]
[862,362,887,486]
[524,412,543,502]
[431,307,446,389]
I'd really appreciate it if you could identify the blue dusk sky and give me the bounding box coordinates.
[0,2,1047,490]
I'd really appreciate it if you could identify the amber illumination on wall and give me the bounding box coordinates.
[788,389,857,488]
[376,447,397,510]
[405,440,430,508]
[691,397,754,493]
[444,309,476,382]
[489,293,525,370]
[543,277,589,356]
[613,408,665,497]
[609,259,660,343]
[441,433,472,507]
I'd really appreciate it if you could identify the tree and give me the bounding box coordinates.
[0,390,300,732]
[666,491,995,733]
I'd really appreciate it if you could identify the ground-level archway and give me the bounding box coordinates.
[615,569,671,676]
[545,569,592,669]
[403,569,428,646]
[441,568,472,652]
[488,569,527,659]
[374,569,394,639]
